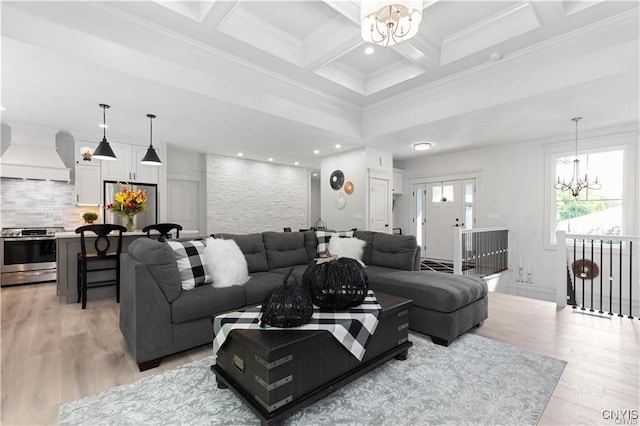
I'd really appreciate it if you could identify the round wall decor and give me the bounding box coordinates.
[344,181,354,194]
[335,192,346,209]
[329,170,344,190]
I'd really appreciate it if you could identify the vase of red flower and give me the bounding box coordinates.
[106,183,148,232]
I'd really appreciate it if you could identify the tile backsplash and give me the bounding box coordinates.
[0,178,100,231]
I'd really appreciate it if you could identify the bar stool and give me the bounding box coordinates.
[75,224,126,309]
[142,223,182,242]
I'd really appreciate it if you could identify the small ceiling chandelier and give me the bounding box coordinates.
[92,103,117,160]
[141,113,162,166]
[361,0,423,47]
[554,117,601,198]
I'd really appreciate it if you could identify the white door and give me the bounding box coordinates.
[167,179,200,232]
[424,180,465,260]
[370,177,391,233]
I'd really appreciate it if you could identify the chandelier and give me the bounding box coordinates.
[554,117,601,198]
[361,1,423,47]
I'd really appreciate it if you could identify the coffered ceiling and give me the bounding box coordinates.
[1,1,638,168]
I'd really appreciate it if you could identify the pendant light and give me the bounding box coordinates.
[554,117,601,197]
[140,113,162,166]
[92,103,117,160]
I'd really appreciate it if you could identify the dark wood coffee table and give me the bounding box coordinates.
[211,291,412,426]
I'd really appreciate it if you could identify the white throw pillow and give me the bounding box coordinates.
[203,237,250,288]
[316,230,354,255]
[328,237,367,265]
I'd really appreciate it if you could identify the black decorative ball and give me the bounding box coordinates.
[260,268,313,328]
[302,257,368,310]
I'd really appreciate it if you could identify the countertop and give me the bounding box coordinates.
[55,230,201,239]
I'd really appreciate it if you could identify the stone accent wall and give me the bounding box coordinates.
[0,178,100,230]
[206,155,309,234]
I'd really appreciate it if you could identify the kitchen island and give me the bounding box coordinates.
[55,230,200,304]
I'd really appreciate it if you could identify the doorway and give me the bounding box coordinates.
[411,179,475,259]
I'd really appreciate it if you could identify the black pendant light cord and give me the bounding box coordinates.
[147,114,155,148]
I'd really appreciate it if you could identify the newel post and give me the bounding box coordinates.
[556,231,567,309]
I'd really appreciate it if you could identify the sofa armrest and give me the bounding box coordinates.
[120,253,174,364]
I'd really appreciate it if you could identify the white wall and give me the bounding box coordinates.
[206,155,309,234]
[166,144,207,235]
[320,148,392,231]
[398,127,639,302]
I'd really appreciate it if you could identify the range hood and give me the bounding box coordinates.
[0,123,71,182]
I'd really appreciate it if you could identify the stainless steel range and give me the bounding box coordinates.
[1,227,65,286]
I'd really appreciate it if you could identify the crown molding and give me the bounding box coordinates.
[365,7,639,113]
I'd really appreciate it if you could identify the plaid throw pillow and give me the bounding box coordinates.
[167,240,211,290]
[315,230,354,256]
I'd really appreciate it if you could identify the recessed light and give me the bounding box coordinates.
[313,150,319,155]
[335,144,341,149]
[237,152,243,157]
[489,51,503,62]
[364,46,375,55]
[312,173,318,177]
[412,142,432,151]
[0,106,5,111]
[294,161,299,166]
[268,157,273,162]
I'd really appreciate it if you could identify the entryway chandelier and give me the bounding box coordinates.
[554,117,601,198]
[361,0,423,47]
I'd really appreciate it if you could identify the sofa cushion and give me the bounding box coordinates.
[302,231,319,261]
[370,233,418,271]
[171,284,246,324]
[353,231,376,265]
[127,238,182,303]
[242,272,287,306]
[166,240,211,290]
[369,270,488,313]
[315,230,353,255]
[263,232,309,269]
[215,233,269,273]
[269,264,310,285]
[203,238,250,288]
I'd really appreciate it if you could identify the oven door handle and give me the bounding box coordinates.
[3,237,55,241]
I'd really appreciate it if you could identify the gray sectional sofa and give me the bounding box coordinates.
[120,230,488,371]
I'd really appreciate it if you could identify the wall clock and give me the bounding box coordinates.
[329,170,344,190]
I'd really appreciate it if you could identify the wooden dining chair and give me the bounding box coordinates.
[142,223,183,242]
[75,224,126,309]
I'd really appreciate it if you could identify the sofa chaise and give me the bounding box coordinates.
[120,230,488,370]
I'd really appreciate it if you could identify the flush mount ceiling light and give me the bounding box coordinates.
[92,103,117,161]
[412,142,432,151]
[554,117,601,197]
[361,0,423,47]
[140,114,162,166]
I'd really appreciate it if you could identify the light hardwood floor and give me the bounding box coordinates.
[1,282,638,425]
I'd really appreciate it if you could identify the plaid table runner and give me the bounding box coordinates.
[213,290,382,361]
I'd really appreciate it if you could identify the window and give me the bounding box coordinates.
[432,184,454,203]
[544,131,636,248]
[555,150,623,236]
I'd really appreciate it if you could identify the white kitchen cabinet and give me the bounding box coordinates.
[100,142,159,184]
[392,169,404,195]
[75,164,101,205]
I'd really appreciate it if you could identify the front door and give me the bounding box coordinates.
[411,179,475,260]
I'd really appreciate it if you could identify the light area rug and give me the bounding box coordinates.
[58,332,566,425]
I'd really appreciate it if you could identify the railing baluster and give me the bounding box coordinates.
[571,238,578,309]
[599,240,603,314]
[618,240,623,317]
[581,239,586,311]
[590,239,594,312]
[608,240,613,316]
[629,241,633,319]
